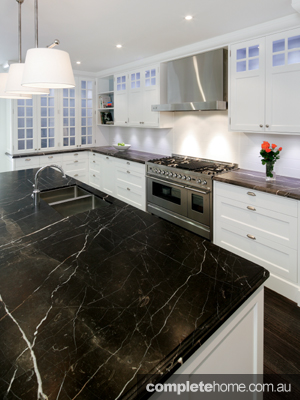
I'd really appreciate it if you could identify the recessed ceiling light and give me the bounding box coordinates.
[76,61,81,65]
[185,15,193,20]
[116,44,122,48]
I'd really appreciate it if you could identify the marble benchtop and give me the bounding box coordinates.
[214,168,300,201]
[0,168,268,400]
[6,146,168,165]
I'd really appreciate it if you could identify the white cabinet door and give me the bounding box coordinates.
[114,73,129,126]
[100,154,115,195]
[128,70,143,126]
[143,66,159,127]
[13,98,38,153]
[265,28,300,133]
[229,37,266,132]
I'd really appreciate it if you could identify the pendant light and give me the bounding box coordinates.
[0,73,31,99]
[6,0,49,96]
[22,0,75,89]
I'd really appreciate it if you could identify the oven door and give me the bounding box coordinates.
[147,176,187,215]
[186,186,211,227]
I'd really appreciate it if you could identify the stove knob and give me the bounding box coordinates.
[161,170,165,175]
[177,174,182,179]
[168,172,172,177]
[181,175,186,180]
[186,176,191,181]
[157,169,161,174]
[165,171,169,176]
[173,173,177,178]
[202,180,207,185]
[197,179,202,184]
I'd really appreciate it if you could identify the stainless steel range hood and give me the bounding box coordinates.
[152,48,228,112]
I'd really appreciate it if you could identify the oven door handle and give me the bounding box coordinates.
[185,186,211,195]
[146,176,185,189]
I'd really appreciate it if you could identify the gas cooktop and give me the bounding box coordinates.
[147,155,238,175]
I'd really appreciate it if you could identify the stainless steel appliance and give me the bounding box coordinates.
[151,48,228,112]
[146,156,238,240]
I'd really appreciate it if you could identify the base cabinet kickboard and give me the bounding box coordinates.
[214,181,300,306]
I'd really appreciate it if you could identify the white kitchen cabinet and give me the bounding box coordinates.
[214,181,300,305]
[151,287,264,400]
[114,65,173,128]
[97,75,114,126]
[115,159,146,211]
[6,76,96,155]
[89,151,102,190]
[114,73,129,126]
[62,151,89,184]
[100,154,116,195]
[229,27,300,134]
[39,153,63,167]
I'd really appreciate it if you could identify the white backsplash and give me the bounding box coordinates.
[98,112,300,178]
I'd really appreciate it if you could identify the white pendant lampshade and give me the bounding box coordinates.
[6,63,50,95]
[0,73,31,99]
[22,48,75,89]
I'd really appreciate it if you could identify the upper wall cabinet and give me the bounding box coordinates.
[6,76,96,155]
[112,64,173,129]
[229,27,300,134]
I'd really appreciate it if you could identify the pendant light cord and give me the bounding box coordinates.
[35,0,38,48]
[17,0,24,63]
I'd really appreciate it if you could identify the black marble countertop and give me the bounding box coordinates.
[6,146,167,165]
[214,168,300,201]
[0,168,268,400]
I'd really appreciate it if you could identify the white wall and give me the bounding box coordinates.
[96,112,300,179]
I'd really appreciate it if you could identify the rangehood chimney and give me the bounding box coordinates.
[152,48,228,112]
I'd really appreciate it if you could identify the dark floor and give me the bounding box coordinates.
[263,287,300,399]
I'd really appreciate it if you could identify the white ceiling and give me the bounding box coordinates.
[0,0,298,73]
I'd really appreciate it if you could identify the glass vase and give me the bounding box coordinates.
[265,161,276,181]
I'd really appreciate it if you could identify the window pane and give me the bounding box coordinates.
[81,81,86,89]
[87,81,93,90]
[63,108,68,117]
[70,108,75,117]
[70,89,75,98]
[81,136,86,145]
[41,139,47,148]
[17,99,25,106]
[273,53,285,67]
[87,100,92,108]
[70,137,75,146]
[288,35,300,50]
[70,128,75,136]
[81,108,86,117]
[81,90,86,99]
[18,140,25,150]
[145,79,150,86]
[26,107,33,117]
[26,139,33,149]
[26,118,33,128]
[81,99,86,107]
[63,98,68,107]
[87,136,92,144]
[41,108,47,117]
[41,129,47,138]
[273,39,285,53]
[18,107,25,117]
[249,45,259,58]
[49,128,55,137]
[26,129,33,138]
[18,118,25,128]
[151,77,156,86]
[70,118,75,126]
[237,48,246,60]
[63,118,68,126]
[236,60,246,72]
[63,138,69,146]
[87,90,92,99]
[81,127,86,135]
[41,97,47,107]
[151,69,156,77]
[70,99,75,107]
[81,118,86,126]
[145,70,150,78]
[63,89,68,97]
[49,108,54,117]
[248,58,259,70]
[41,118,47,127]
[63,128,68,136]
[288,50,300,65]
[18,129,25,139]
[49,138,54,147]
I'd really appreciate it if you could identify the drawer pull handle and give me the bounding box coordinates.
[93,154,95,156]
[93,174,96,177]
[93,160,96,163]
[127,162,130,165]
[247,191,256,196]
[74,174,78,177]
[74,160,78,163]
[25,158,31,161]
[48,156,53,159]
[127,170,130,174]
[247,206,256,211]
[74,153,78,156]
[106,157,109,159]
[127,187,130,191]
[247,234,256,240]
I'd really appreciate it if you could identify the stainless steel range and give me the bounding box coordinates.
[146,155,238,240]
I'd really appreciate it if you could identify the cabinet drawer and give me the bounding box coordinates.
[116,167,145,188]
[216,195,297,249]
[115,158,145,174]
[215,223,297,283]
[214,181,297,217]
[89,171,101,189]
[116,182,145,210]
[62,152,89,162]
[89,158,101,172]
[66,170,88,182]
[63,159,88,172]
[14,157,40,170]
[39,154,63,166]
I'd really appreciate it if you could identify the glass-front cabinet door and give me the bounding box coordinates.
[39,89,57,150]
[265,27,300,133]
[80,80,94,145]
[15,98,37,152]
[229,37,265,132]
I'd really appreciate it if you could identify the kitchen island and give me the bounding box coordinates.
[0,168,268,400]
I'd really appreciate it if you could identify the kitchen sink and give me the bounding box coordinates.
[40,185,110,217]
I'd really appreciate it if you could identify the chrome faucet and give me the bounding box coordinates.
[32,164,66,206]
